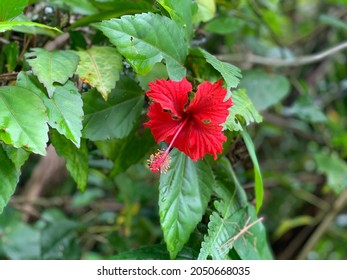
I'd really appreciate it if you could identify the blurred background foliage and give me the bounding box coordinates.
[1,0,347,260]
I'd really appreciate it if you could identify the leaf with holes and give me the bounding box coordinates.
[17,72,83,147]
[0,86,48,155]
[159,149,214,259]
[25,48,79,97]
[94,12,188,80]
[82,76,144,141]
[225,89,263,131]
[75,46,122,100]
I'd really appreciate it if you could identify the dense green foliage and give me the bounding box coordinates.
[0,0,347,260]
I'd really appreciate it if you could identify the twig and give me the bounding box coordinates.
[296,188,347,259]
[44,33,70,51]
[17,34,31,63]
[217,41,347,67]
[0,37,9,44]
[0,72,18,81]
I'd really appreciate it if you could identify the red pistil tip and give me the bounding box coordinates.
[147,149,171,174]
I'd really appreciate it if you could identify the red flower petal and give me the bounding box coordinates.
[165,118,227,161]
[187,80,232,125]
[145,78,232,166]
[144,102,184,143]
[146,78,192,118]
[186,121,227,160]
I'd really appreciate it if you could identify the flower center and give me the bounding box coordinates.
[147,118,188,173]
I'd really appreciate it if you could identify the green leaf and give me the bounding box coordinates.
[0,21,61,35]
[2,220,40,259]
[69,0,154,29]
[242,130,264,212]
[17,72,83,147]
[75,46,122,100]
[199,48,241,88]
[0,145,20,214]
[282,96,327,123]
[198,157,247,260]
[94,13,188,80]
[0,86,48,155]
[199,212,232,260]
[225,89,263,131]
[82,76,144,141]
[219,206,273,260]
[320,14,347,30]
[137,62,168,90]
[25,48,79,97]
[0,0,28,21]
[4,42,19,72]
[110,244,198,260]
[199,157,272,260]
[194,0,216,23]
[2,145,30,171]
[44,83,83,147]
[239,70,290,111]
[204,16,244,34]
[315,151,347,194]
[71,188,104,208]
[48,0,98,15]
[41,219,80,260]
[51,129,88,192]
[95,129,155,177]
[159,149,214,259]
[157,0,195,40]
[273,215,313,241]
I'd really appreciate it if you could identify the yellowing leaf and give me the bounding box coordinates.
[76,46,122,100]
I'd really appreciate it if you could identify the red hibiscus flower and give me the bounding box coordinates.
[145,78,232,173]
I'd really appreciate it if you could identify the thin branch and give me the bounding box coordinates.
[296,188,347,260]
[17,34,31,63]
[0,72,18,81]
[0,37,9,44]
[44,33,70,51]
[217,41,347,67]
